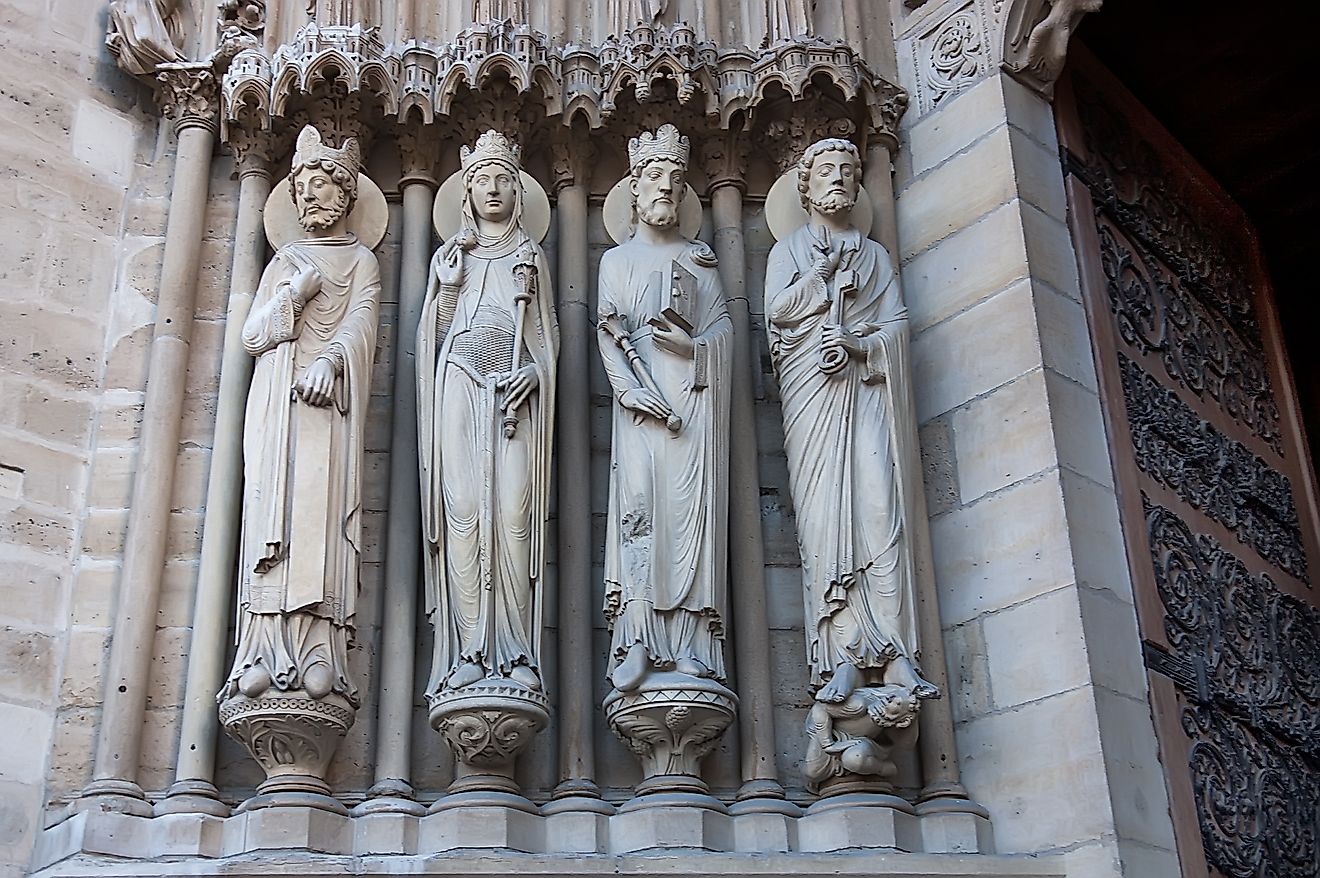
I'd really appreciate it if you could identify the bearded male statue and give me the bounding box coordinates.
[764,138,938,791]
[219,126,381,808]
[597,124,736,801]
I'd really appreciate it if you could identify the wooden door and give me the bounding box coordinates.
[1056,48,1320,878]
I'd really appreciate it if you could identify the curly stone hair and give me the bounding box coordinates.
[287,157,359,216]
[796,138,861,211]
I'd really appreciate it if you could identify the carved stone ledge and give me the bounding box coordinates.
[428,682,551,806]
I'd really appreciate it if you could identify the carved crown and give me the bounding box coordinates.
[291,125,362,177]
[628,124,689,171]
[461,130,522,173]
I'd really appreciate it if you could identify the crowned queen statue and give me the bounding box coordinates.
[417,130,558,809]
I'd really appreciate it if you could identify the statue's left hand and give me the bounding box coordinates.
[297,358,336,407]
[821,323,864,361]
[652,317,696,359]
[498,364,539,414]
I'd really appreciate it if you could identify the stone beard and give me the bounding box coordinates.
[598,156,733,691]
[222,168,381,707]
[765,146,932,702]
[416,154,558,698]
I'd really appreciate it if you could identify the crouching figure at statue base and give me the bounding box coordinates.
[218,126,382,814]
[765,138,939,801]
[598,125,736,809]
[417,131,558,810]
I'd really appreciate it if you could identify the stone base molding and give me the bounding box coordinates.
[32,803,1007,869]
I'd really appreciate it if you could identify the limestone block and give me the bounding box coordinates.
[87,449,135,509]
[1091,687,1178,851]
[930,473,1073,627]
[184,320,226,396]
[0,554,65,630]
[918,415,959,517]
[911,280,1042,423]
[0,780,41,866]
[609,805,732,853]
[951,369,1056,504]
[43,707,97,799]
[0,377,94,449]
[1034,286,1097,392]
[981,587,1089,710]
[137,707,183,793]
[236,807,353,855]
[37,230,116,316]
[1,503,76,557]
[1117,839,1182,878]
[1059,838,1123,878]
[157,561,199,628]
[956,687,1112,853]
[796,806,920,852]
[178,393,219,448]
[918,810,995,854]
[0,703,50,785]
[1002,74,1059,151]
[102,324,153,393]
[1075,586,1146,700]
[0,303,103,392]
[1058,470,1132,603]
[121,241,166,308]
[939,618,992,724]
[365,394,394,452]
[168,447,213,511]
[904,203,1028,335]
[164,509,204,562]
[1007,129,1068,224]
[767,629,810,708]
[0,626,58,707]
[94,392,144,447]
[1043,373,1112,489]
[353,812,418,855]
[73,812,153,858]
[144,627,191,709]
[361,451,391,512]
[121,195,170,239]
[1020,205,1082,302]
[763,566,803,630]
[418,806,543,853]
[150,813,224,857]
[541,810,607,853]
[895,127,1016,260]
[907,76,1008,178]
[731,811,794,853]
[192,242,236,321]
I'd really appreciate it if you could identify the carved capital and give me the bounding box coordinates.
[765,114,858,176]
[550,136,596,193]
[228,123,277,179]
[155,62,220,133]
[604,675,737,795]
[701,133,748,196]
[867,81,909,154]
[398,123,439,186]
[220,691,355,797]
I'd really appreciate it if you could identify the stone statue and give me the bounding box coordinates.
[764,138,938,792]
[219,126,381,811]
[417,130,558,805]
[598,124,735,802]
[106,0,185,75]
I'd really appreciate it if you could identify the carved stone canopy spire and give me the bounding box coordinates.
[291,125,362,179]
[627,123,690,172]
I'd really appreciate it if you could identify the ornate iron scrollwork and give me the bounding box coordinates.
[1120,355,1308,582]
[1067,80,1283,456]
[1144,497,1320,878]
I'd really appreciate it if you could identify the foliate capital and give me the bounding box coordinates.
[701,133,748,196]
[550,137,596,193]
[155,62,221,133]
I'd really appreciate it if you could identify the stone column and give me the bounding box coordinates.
[541,139,612,816]
[358,127,436,817]
[865,138,982,816]
[156,126,274,817]
[75,63,219,817]
[703,134,797,817]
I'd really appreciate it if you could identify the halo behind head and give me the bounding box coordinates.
[765,169,873,242]
[264,172,389,250]
[603,176,702,245]
[433,168,551,244]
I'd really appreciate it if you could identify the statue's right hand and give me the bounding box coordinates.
[289,266,323,306]
[812,237,844,281]
[436,237,465,287]
[620,387,673,422]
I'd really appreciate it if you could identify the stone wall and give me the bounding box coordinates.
[0,1,168,873]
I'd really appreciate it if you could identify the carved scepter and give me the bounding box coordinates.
[601,313,682,433]
[503,241,537,438]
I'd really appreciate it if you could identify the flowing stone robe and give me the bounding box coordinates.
[225,234,381,705]
[598,239,732,680]
[765,226,922,689]
[417,232,558,694]
[106,0,184,75]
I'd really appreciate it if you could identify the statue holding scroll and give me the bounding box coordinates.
[764,138,937,789]
[219,126,381,808]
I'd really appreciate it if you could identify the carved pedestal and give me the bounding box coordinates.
[428,681,550,812]
[219,691,356,814]
[604,672,737,811]
[802,684,924,809]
